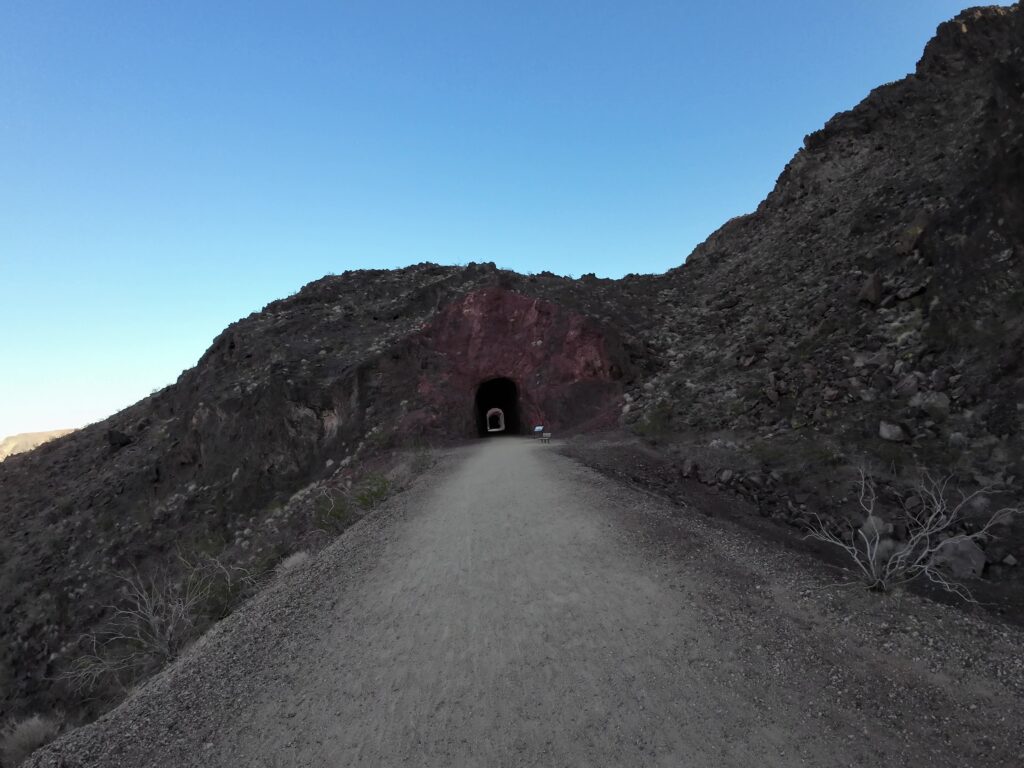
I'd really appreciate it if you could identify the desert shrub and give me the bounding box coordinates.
[313,487,357,533]
[188,554,261,621]
[275,550,310,575]
[411,446,433,474]
[312,472,394,535]
[1,714,62,767]
[63,569,206,692]
[355,474,390,509]
[632,401,673,441]
[63,555,258,693]
[806,468,1020,599]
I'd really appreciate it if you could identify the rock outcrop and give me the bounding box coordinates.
[415,287,628,435]
[1,2,1022,726]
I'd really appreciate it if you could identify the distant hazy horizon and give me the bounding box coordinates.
[1,1,980,435]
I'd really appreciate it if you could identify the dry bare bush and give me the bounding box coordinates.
[62,554,259,694]
[1,714,62,767]
[184,552,262,620]
[806,468,1020,600]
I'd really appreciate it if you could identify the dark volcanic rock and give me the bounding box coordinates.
[1,2,1024,725]
[645,5,1024,468]
[105,429,132,450]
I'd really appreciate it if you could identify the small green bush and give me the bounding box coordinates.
[355,474,391,509]
[411,447,433,474]
[312,473,394,534]
[313,488,355,533]
[632,401,673,441]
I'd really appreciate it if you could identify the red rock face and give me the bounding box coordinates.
[413,287,627,436]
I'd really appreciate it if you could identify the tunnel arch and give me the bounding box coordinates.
[475,378,520,437]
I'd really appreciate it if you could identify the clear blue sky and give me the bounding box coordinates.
[1,0,976,436]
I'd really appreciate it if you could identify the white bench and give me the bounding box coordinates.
[539,432,552,444]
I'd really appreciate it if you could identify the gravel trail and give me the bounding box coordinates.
[32,439,1024,767]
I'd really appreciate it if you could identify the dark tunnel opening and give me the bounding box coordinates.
[475,377,521,437]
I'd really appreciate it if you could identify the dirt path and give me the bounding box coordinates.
[33,439,1024,767]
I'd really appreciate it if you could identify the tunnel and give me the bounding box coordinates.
[475,377,521,436]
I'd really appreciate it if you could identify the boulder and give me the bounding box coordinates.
[106,429,133,450]
[894,373,919,397]
[878,421,907,442]
[896,281,928,301]
[920,391,951,421]
[931,538,986,580]
[860,514,893,539]
[984,542,1009,564]
[858,272,883,305]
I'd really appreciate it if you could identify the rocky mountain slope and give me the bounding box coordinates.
[0,431,74,462]
[641,4,1023,463]
[612,4,1024,546]
[1,2,1022,731]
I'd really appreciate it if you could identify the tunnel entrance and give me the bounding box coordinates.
[486,408,505,432]
[475,378,521,437]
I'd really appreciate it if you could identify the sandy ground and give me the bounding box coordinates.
[32,439,1024,767]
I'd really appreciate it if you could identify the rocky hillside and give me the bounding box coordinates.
[639,4,1023,455]
[0,431,74,462]
[1,2,1022,729]
[614,4,1024,544]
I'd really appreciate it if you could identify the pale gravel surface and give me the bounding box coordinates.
[31,439,1024,767]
